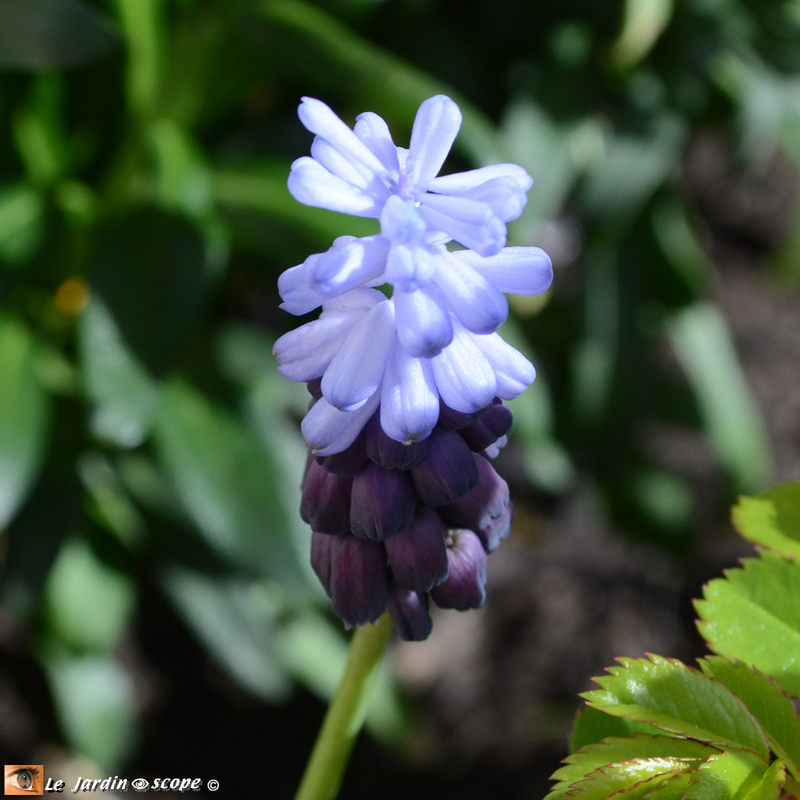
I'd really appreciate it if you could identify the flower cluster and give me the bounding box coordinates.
[274,95,552,639]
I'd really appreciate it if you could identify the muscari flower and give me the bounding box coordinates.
[274,95,551,639]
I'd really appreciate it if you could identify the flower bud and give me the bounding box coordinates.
[300,461,353,535]
[410,426,479,506]
[351,461,416,541]
[475,502,513,553]
[385,505,449,592]
[366,411,428,469]
[437,397,491,430]
[438,453,509,531]
[388,586,433,641]
[430,530,487,610]
[458,398,513,452]
[330,534,388,628]
[315,425,369,476]
[310,532,336,595]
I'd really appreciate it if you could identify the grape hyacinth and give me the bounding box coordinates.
[274,94,552,640]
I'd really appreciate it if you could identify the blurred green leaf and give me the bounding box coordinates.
[583,654,770,758]
[700,657,800,778]
[0,184,45,267]
[0,316,51,530]
[43,652,137,770]
[696,553,800,698]
[43,536,136,652]
[652,201,713,295]
[160,565,290,702]
[683,751,769,800]
[78,298,160,448]
[153,379,309,593]
[91,210,210,377]
[257,0,502,165]
[667,302,772,492]
[115,0,164,118]
[0,0,119,70]
[731,482,800,560]
[612,0,674,69]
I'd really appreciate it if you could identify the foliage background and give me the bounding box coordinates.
[0,0,798,796]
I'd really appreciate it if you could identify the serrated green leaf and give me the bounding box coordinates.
[564,758,692,800]
[699,657,800,779]
[570,705,669,754]
[696,554,800,698]
[0,316,50,529]
[550,734,719,800]
[153,380,308,593]
[641,772,693,800]
[747,760,785,800]
[583,655,770,758]
[732,483,800,560]
[78,298,160,448]
[683,751,767,800]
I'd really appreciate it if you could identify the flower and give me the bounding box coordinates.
[274,94,551,638]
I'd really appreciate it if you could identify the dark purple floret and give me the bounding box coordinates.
[366,412,428,469]
[439,453,509,531]
[385,505,449,592]
[475,502,513,553]
[458,399,513,452]
[430,530,487,611]
[387,585,433,642]
[306,378,323,400]
[330,534,388,628]
[437,397,492,430]
[410,426,479,507]
[301,461,353,535]
[310,532,336,595]
[315,425,370,476]
[350,461,416,541]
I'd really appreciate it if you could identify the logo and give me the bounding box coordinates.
[4,766,44,796]
[131,778,150,792]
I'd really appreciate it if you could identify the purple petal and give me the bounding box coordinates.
[288,157,383,217]
[301,392,380,456]
[385,242,438,291]
[418,193,506,256]
[470,332,536,400]
[438,453,509,531]
[394,283,453,358]
[273,310,363,382]
[330,534,388,628]
[277,263,328,316]
[380,195,426,245]
[321,301,396,412]
[351,461,416,541]
[426,164,533,195]
[450,247,553,296]
[438,397,492,430]
[298,97,389,179]
[366,411,429,469]
[433,253,508,334]
[380,346,440,444]
[430,530,487,611]
[387,586,433,641]
[431,321,497,413]
[315,423,369,476]
[409,426,479,506]
[355,111,401,174]
[306,235,389,296]
[320,286,385,313]
[300,460,353,535]
[460,176,528,223]
[406,95,462,186]
[385,505,448,592]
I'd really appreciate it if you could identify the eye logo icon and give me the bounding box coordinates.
[4,766,44,795]
[131,778,150,792]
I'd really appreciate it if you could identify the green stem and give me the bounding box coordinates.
[294,613,393,800]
